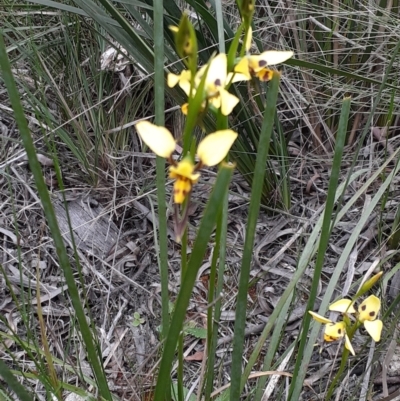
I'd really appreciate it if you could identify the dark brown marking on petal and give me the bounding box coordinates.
[361,305,367,311]
[338,329,342,335]
[369,311,375,317]
[214,78,222,86]
[259,59,267,67]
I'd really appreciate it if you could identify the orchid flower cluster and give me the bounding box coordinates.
[135,12,293,240]
[309,272,384,356]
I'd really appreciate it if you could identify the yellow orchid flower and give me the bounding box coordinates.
[168,53,249,116]
[235,28,293,81]
[167,69,192,94]
[135,121,237,204]
[199,53,242,115]
[357,295,383,342]
[309,311,355,355]
[235,51,294,81]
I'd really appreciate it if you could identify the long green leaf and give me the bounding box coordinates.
[154,163,234,401]
[0,359,33,401]
[25,0,88,15]
[153,0,169,352]
[288,97,351,398]
[286,58,399,90]
[229,72,281,401]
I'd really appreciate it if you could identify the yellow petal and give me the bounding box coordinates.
[329,299,356,314]
[172,177,193,204]
[169,25,179,33]
[208,94,221,110]
[228,71,250,83]
[219,88,239,116]
[197,130,238,166]
[167,70,191,89]
[181,103,189,115]
[204,53,227,92]
[364,319,383,342]
[345,334,355,356]
[358,295,381,322]
[249,50,294,71]
[135,121,176,158]
[169,157,200,182]
[179,80,191,96]
[167,73,180,88]
[324,321,346,341]
[309,311,332,324]
[234,57,251,79]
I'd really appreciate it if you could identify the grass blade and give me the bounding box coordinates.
[0,359,33,400]
[154,163,235,401]
[229,72,281,400]
[289,96,351,399]
[153,0,169,341]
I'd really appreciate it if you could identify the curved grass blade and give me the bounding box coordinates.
[288,96,351,398]
[229,72,281,401]
[286,58,399,90]
[0,359,33,401]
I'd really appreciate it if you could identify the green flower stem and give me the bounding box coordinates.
[204,196,228,399]
[326,347,350,400]
[326,322,360,399]
[153,0,169,345]
[154,163,234,401]
[177,334,184,401]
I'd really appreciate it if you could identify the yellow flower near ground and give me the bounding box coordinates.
[309,311,355,355]
[329,298,356,314]
[135,121,237,204]
[357,295,383,342]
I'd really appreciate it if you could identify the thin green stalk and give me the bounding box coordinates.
[154,163,234,401]
[253,294,293,400]
[325,325,357,399]
[177,334,184,401]
[229,72,281,401]
[153,0,169,342]
[204,203,225,399]
[0,359,33,401]
[288,97,351,400]
[36,267,60,399]
[212,0,225,53]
